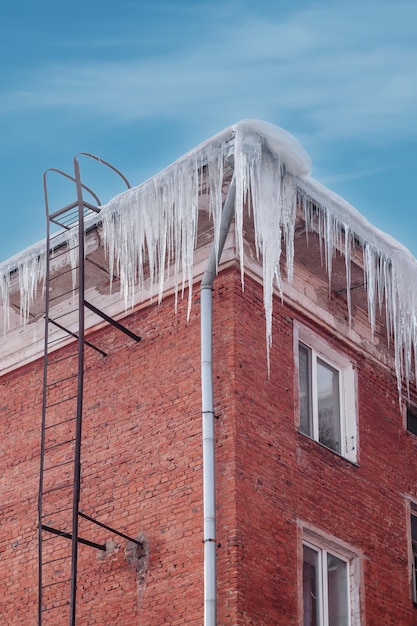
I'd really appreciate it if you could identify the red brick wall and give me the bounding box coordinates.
[219,271,417,625]
[1,267,417,625]
[1,290,206,625]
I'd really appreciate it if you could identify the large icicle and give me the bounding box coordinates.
[298,176,417,395]
[1,119,417,398]
[101,133,229,317]
[0,242,46,331]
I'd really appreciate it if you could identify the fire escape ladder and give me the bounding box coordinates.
[38,155,141,626]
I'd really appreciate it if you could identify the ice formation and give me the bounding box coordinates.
[1,119,417,396]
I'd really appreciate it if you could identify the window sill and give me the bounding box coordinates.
[297,430,359,467]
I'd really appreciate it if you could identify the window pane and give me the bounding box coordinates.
[413,555,417,604]
[411,513,417,543]
[303,545,319,626]
[299,344,312,437]
[407,406,417,436]
[327,553,349,626]
[411,513,417,603]
[317,359,341,454]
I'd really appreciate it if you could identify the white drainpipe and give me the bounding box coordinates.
[201,177,236,626]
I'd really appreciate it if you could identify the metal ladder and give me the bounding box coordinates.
[38,154,142,626]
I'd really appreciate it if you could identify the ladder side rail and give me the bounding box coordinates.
[38,170,54,625]
[69,156,86,626]
[38,156,134,625]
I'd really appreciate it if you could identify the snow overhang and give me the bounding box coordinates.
[1,120,416,394]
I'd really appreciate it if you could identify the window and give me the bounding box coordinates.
[407,405,417,437]
[296,327,357,462]
[303,541,350,626]
[301,527,361,626]
[411,505,417,603]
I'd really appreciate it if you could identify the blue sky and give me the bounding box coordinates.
[1,0,417,262]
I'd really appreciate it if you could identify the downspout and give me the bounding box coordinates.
[201,176,236,626]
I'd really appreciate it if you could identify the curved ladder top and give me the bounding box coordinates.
[74,152,131,190]
[43,167,102,213]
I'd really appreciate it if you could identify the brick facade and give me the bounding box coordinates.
[2,263,417,624]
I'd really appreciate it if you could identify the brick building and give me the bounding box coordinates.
[1,120,417,625]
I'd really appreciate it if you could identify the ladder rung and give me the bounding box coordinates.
[48,237,74,255]
[41,600,70,612]
[42,554,71,567]
[48,265,79,281]
[45,395,78,409]
[48,289,78,304]
[41,482,72,496]
[49,308,78,322]
[41,578,71,590]
[49,199,99,222]
[47,352,78,366]
[50,214,78,230]
[43,438,75,452]
[52,206,79,221]
[46,373,77,387]
[42,533,71,544]
[45,416,76,429]
[42,505,73,519]
[48,334,77,347]
[48,333,76,346]
[49,200,79,220]
[44,459,74,472]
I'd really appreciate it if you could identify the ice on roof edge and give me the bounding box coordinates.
[1,119,416,395]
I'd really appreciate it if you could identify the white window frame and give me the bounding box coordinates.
[301,527,361,626]
[410,502,417,604]
[295,324,357,463]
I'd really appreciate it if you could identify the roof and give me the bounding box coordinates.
[1,120,416,391]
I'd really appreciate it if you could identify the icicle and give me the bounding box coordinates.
[0,269,11,332]
[0,243,46,331]
[3,119,417,403]
[363,242,377,336]
[344,225,352,325]
[67,228,79,294]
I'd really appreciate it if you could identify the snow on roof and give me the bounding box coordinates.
[1,120,416,394]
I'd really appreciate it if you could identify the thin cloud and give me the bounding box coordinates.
[320,163,402,187]
[1,0,417,144]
